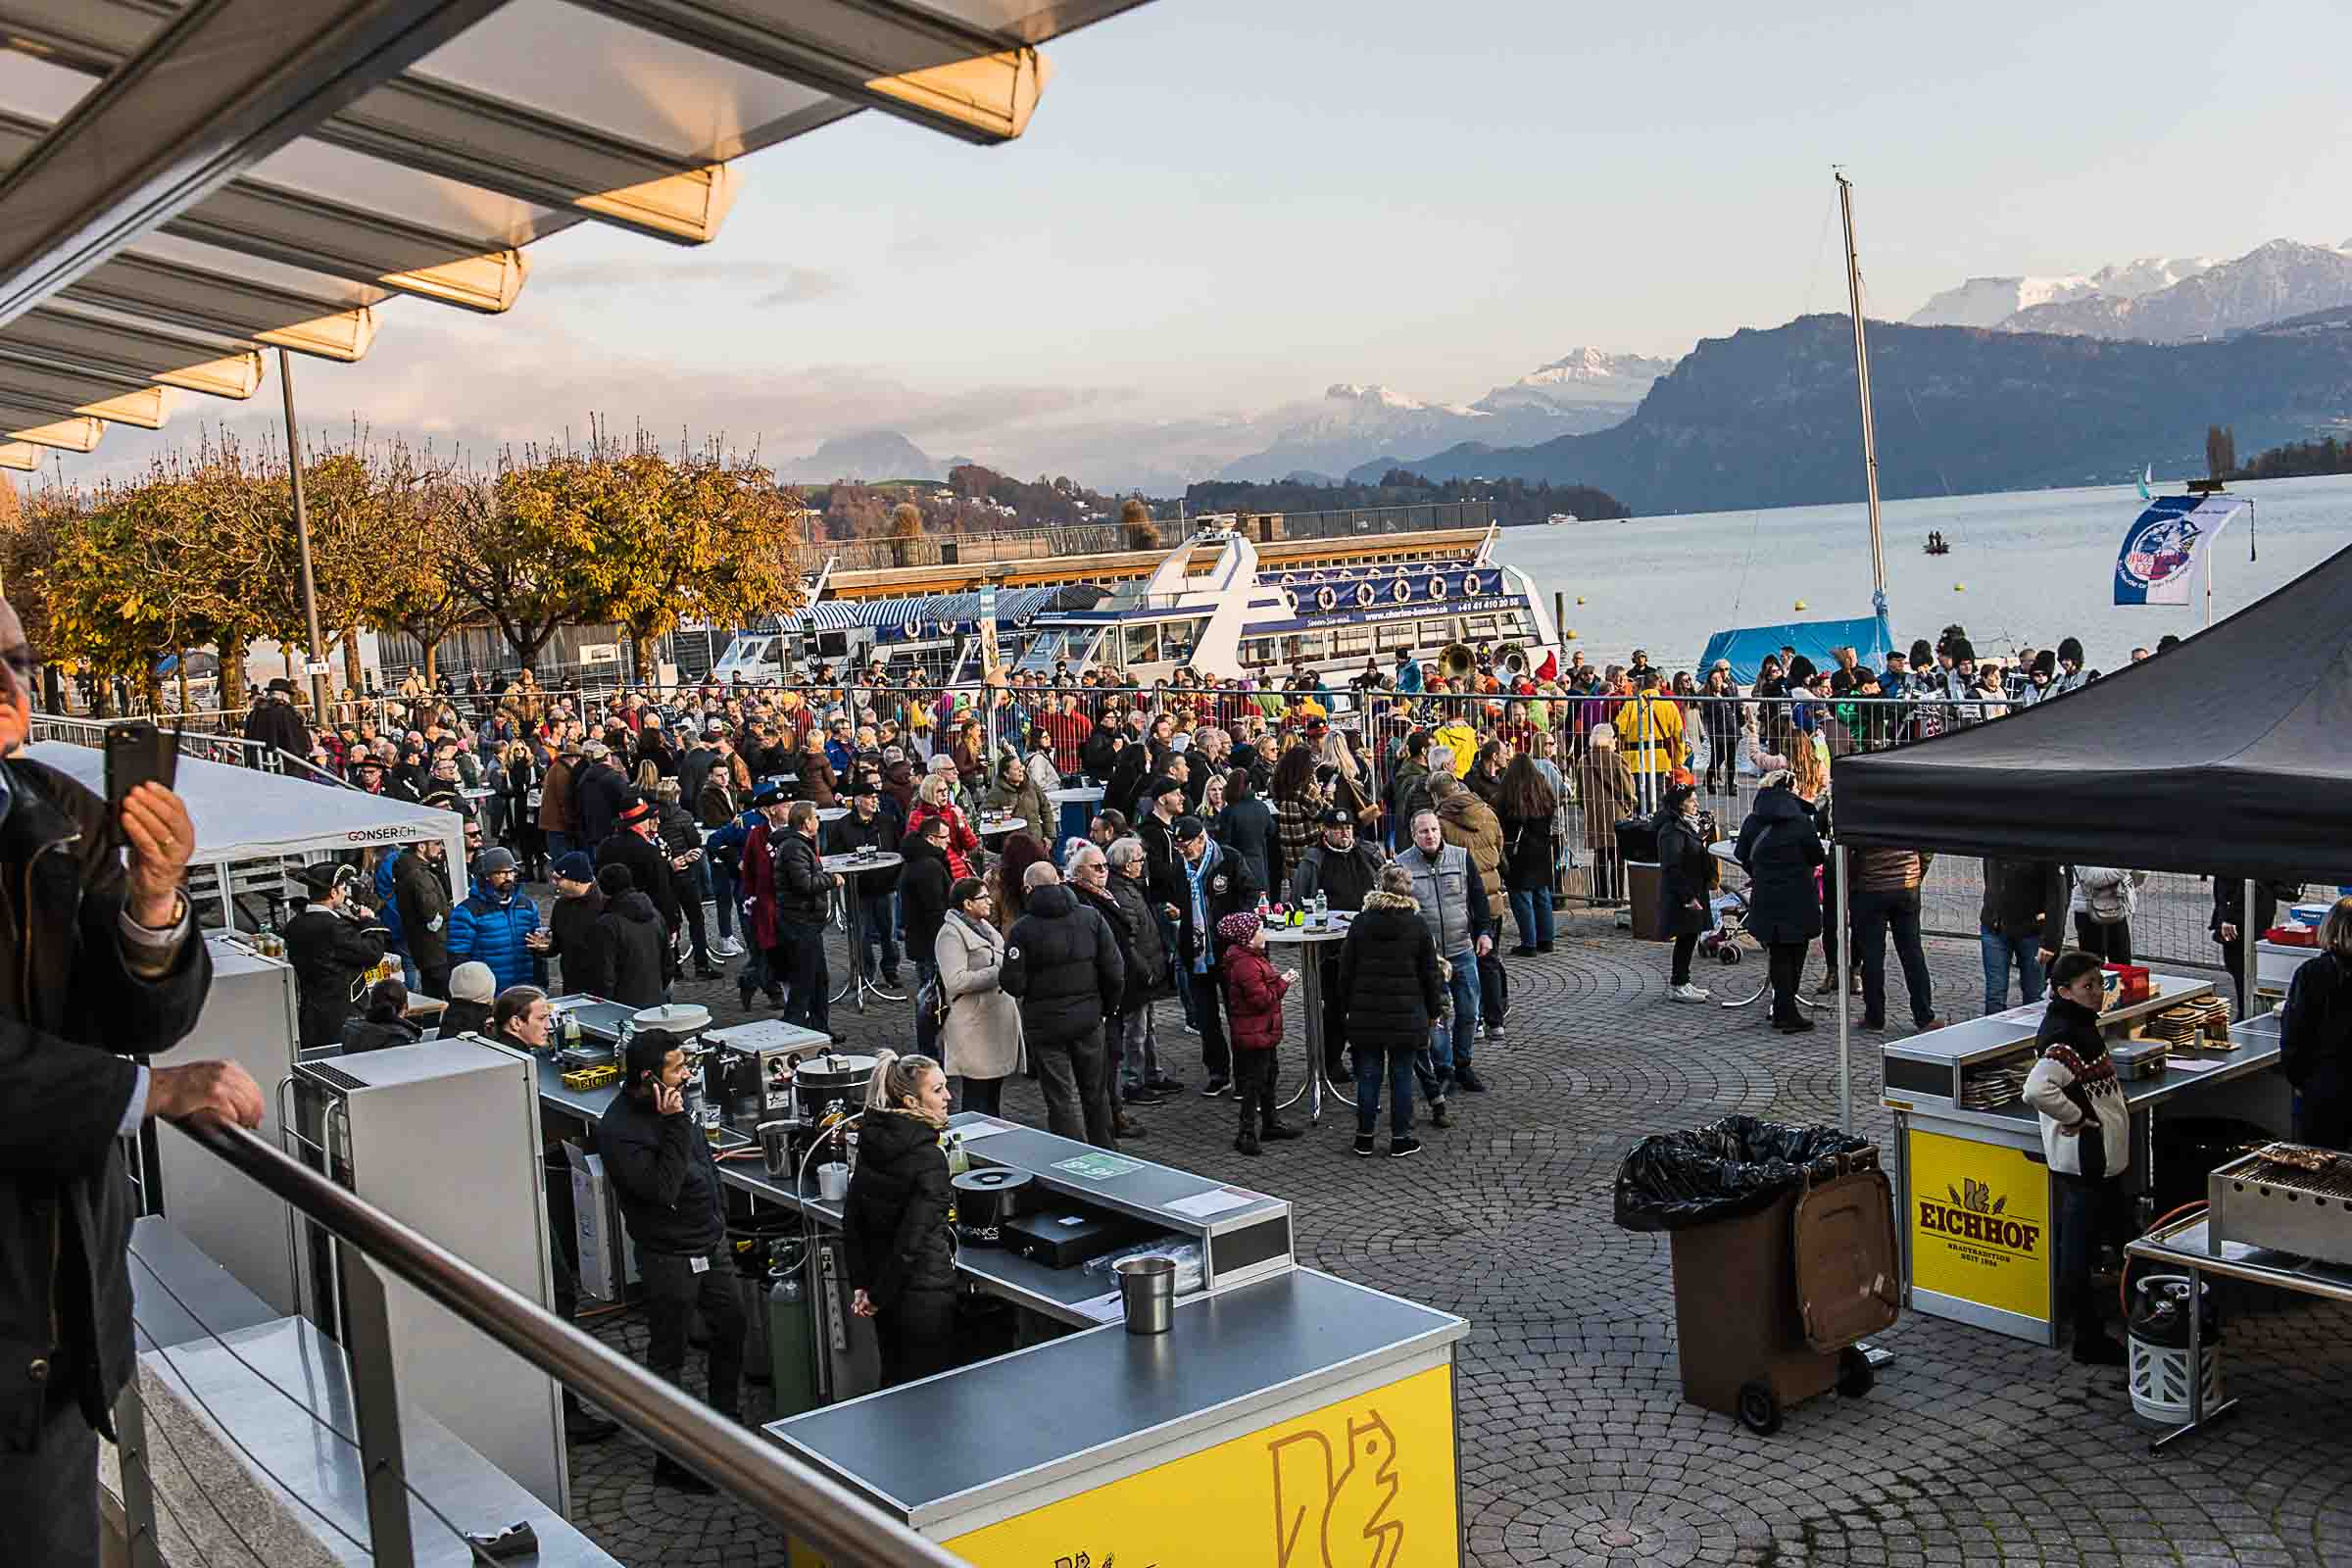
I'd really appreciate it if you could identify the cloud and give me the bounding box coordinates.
[754,269,846,308]
[531,260,809,293]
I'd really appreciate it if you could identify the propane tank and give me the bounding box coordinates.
[767,1242,817,1418]
[737,1235,771,1385]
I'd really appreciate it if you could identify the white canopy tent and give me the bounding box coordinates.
[25,741,468,919]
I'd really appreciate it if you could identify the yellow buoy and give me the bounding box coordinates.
[1953,582,1965,592]
[1575,596,1586,606]
[1793,600,1807,612]
[1563,628,1578,640]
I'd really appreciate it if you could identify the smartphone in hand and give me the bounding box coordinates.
[104,721,177,817]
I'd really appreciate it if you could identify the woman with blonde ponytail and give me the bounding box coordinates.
[843,1049,960,1386]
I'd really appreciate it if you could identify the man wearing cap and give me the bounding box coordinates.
[535,852,612,1000]
[572,739,629,847]
[447,848,541,993]
[1170,815,1258,1098]
[825,782,904,986]
[242,677,312,761]
[283,861,392,1049]
[388,834,454,999]
[597,795,681,980]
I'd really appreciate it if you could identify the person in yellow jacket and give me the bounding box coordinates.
[1621,670,1687,804]
[1432,710,1479,777]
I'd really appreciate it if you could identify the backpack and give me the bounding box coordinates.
[2080,868,2131,925]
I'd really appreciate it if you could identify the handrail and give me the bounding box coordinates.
[172,1113,968,1568]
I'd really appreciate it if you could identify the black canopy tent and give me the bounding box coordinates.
[1836,538,2352,886]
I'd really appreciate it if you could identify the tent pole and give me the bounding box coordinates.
[1837,841,1852,1135]
[2242,876,2257,1020]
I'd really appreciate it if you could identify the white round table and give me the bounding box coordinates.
[978,814,1026,839]
[821,851,905,1011]
[1263,920,1356,1120]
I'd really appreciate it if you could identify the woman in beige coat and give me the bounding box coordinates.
[935,875,1026,1116]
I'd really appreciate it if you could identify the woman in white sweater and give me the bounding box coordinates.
[2021,951,2132,1365]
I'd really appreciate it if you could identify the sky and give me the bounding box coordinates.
[34,0,2352,489]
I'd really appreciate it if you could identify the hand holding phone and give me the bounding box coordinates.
[106,723,191,927]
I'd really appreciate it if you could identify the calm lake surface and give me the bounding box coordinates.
[1490,473,2352,673]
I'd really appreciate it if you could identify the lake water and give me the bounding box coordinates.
[1490,472,2352,674]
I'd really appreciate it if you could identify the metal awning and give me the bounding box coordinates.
[0,0,1150,467]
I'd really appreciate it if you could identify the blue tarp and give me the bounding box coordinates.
[1698,612,1895,686]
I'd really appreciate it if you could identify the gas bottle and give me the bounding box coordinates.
[767,1245,817,1419]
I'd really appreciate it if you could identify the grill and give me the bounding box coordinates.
[2207,1145,2352,1265]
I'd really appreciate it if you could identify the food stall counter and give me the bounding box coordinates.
[766,1267,1466,1564]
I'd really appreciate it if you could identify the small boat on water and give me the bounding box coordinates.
[1546,512,1581,526]
[1923,530,1951,556]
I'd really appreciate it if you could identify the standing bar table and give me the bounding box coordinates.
[823,850,904,1010]
[1265,920,1353,1122]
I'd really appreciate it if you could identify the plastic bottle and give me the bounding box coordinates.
[946,1132,969,1177]
[1312,889,1328,927]
[1255,892,1270,920]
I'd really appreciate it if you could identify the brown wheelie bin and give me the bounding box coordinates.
[1616,1118,1899,1434]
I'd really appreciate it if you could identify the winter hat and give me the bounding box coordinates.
[1173,814,1208,843]
[1908,639,1934,666]
[474,847,518,877]
[596,862,635,897]
[2032,650,2057,679]
[2057,636,2084,667]
[1217,910,1261,946]
[449,962,496,1004]
[551,851,595,884]
[752,779,785,806]
[1950,638,1977,664]
[581,740,610,760]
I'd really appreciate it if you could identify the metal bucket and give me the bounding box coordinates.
[1114,1254,1176,1336]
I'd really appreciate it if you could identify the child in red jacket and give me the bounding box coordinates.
[1218,911,1301,1155]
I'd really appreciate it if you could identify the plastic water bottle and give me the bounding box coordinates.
[1312,889,1328,928]
[1256,892,1270,920]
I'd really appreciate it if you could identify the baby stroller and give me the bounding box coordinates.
[1700,886,1749,966]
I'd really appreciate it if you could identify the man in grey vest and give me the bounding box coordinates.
[1396,809,1494,1125]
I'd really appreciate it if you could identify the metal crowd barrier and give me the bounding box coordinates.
[138,1113,967,1568]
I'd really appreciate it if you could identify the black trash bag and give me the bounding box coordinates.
[1613,1114,1877,1232]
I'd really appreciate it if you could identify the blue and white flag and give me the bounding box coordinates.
[2114,494,2246,607]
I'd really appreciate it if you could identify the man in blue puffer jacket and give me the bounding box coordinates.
[447,847,541,991]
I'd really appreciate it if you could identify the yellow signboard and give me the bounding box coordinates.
[943,1363,1457,1568]
[1907,1128,2050,1321]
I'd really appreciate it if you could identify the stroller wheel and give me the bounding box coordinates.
[1717,943,1744,966]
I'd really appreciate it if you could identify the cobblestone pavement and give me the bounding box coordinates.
[552,899,2352,1568]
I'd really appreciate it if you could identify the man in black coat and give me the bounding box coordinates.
[1067,842,1152,1133]
[282,861,392,1049]
[598,1030,744,1494]
[897,816,954,990]
[1169,816,1259,1097]
[597,797,682,979]
[824,783,903,984]
[536,852,612,999]
[572,741,629,847]
[389,836,453,999]
[240,678,312,761]
[1293,807,1388,1078]
[1980,856,2065,1016]
[771,801,836,1032]
[0,606,256,1563]
[1002,862,1125,1149]
[592,863,667,1007]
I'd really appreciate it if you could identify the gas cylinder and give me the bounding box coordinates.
[767,1243,817,1419]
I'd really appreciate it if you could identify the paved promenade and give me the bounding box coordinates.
[564,904,2352,1568]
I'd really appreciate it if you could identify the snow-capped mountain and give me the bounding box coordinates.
[2000,239,2352,342]
[1472,348,1677,416]
[1906,257,2218,328]
[1213,353,1671,481]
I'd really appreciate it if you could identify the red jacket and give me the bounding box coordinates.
[1221,944,1289,1053]
[906,802,979,881]
[741,817,782,952]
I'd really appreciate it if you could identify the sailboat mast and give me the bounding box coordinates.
[1837,171,1887,601]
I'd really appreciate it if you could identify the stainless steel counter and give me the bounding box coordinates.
[765,1267,1464,1533]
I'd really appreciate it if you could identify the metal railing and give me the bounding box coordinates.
[142,1112,963,1568]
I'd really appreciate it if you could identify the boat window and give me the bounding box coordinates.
[1467,614,1497,640]
[1125,621,1161,665]
[1422,619,1453,647]
[1240,637,1274,667]
[1334,626,1374,657]
[1377,621,1416,652]
[1296,630,1330,661]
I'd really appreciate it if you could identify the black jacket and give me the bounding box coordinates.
[1073,882,1143,1012]
[2282,951,2352,1149]
[2212,878,2300,947]
[899,836,954,959]
[1335,890,1444,1053]
[1734,787,1824,946]
[1656,812,1716,939]
[1981,858,2065,943]
[598,826,681,931]
[598,1088,724,1256]
[1002,884,1125,1044]
[341,1012,423,1054]
[573,761,628,846]
[1105,874,1173,1003]
[283,902,391,1049]
[1217,796,1281,893]
[437,998,493,1039]
[1173,839,1262,977]
[1498,808,1555,894]
[546,888,612,1000]
[389,849,453,976]
[841,1109,956,1312]
[1295,839,1384,913]
[824,809,903,894]
[0,757,213,1446]
[241,697,311,760]
[774,829,831,926]
[595,891,667,1008]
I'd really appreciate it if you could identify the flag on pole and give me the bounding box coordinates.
[2114,494,2247,607]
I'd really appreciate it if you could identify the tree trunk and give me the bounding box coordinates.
[219,635,249,713]
[341,626,363,695]
[421,638,438,684]
[141,661,164,715]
